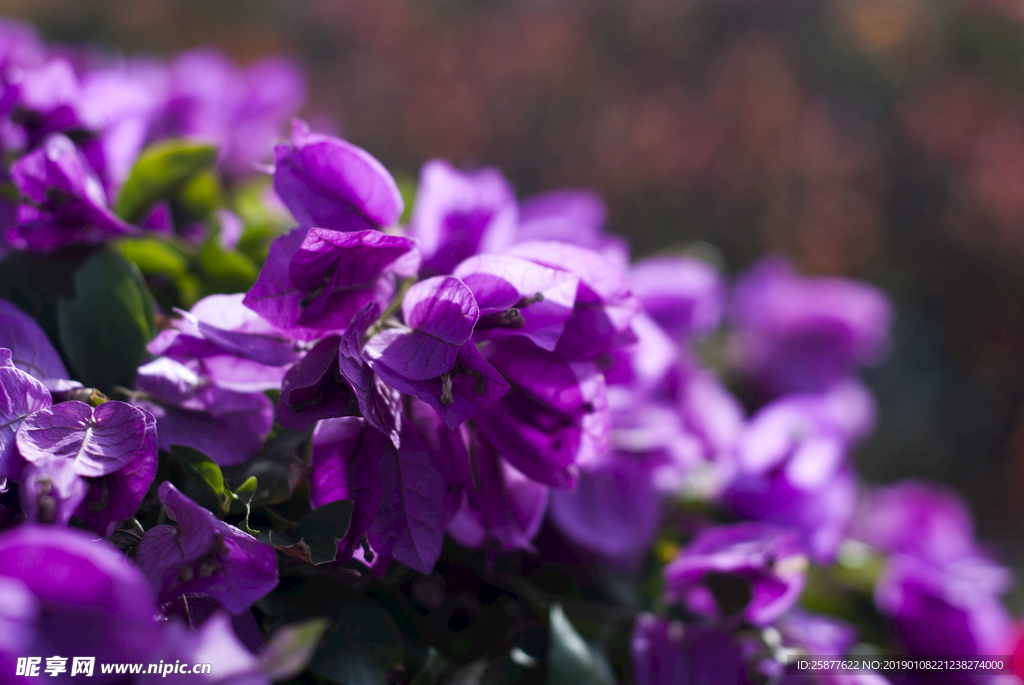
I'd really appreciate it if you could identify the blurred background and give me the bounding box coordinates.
[5,0,1024,604]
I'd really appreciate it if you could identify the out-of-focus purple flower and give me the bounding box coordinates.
[0,348,52,486]
[243,226,418,340]
[476,337,609,488]
[664,522,808,626]
[776,612,892,685]
[366,275,510,429]
[136,482,278,614]
[0,525,161,681]
[152,49,305,178]
[850,480,979,564]
[453,253,579,352]
[310,417,384,565]
[631,613,754,685]
[8,57,80,144]
[408,159,517,275]
[730,257,892,395]
[630,256,724,340]
[875,553,1013,663]
[273,118,402,230]
[139,613,262,685]
[723,386,870,562]
[514,189,629,267]
[16,400,150,477]
[9,132,136,252]
[0,298,69,385]
[133,356,273,466]
[603,312,678,393]
[508,240,641,360]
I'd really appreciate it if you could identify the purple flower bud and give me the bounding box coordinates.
[244,226,418,339]
[730,257,892,395]
[664,522,808,626]
[0,348,52,485]
[136,482,278,614]
[630,255,724,340]
[408,159,518,275]
[0,525,161,677]
[9,133,136,251]
[507,240,641,360]
[273,118,402,230]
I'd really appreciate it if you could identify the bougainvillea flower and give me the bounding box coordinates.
[136,482,278,614]
[138,612,268,685]
[244,227,418,339]
[338,303,402,447]
[664,522,808,626]
[276,335,353,430]
[0,298,69,384]
[75,406,157,536]
[273,118,402,230]
[407,159,518,275]
[850,480,980,565]
[366,275,510,428]
[603,313,677,393]
[507,240,641,360]
[452,253,579,351]
[310,417,385,565]
[19,457,88,525]
[514,189,629,267]
[133,357,273,466]
[629,255,724,340]
[16,399,150,477]
[476,337,608,488]
[0,525,161,679]
[631,614,752,685]
[730,257,892,395]
[8,57,81,143]
[0,348,51,485]
[723,388,867,563]
[875,552,1013,661]
[9,133,136,251]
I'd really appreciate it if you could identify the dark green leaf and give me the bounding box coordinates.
[115,140,218,222]
[411,647,449,685]
[170,445,230,510]
[546,605,616,685]
[270,500,354,566]
[259,617,330,681]
[57,250,155,392]
[222,429,311,508]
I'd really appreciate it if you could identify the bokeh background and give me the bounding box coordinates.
[6,0,1024,606]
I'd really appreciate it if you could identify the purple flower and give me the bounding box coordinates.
[875,553,1013,662]
[0,298,69,385]
[19,458,88,525]
[309,417,385,565]
[273,118,402,230]
[16,400,150,477]
[133,357,273,466]
[507,240,641,360]
[366,275,510,429]
[408,159,518,275]
[452,253,579,351]
[0,525,161,680]
[631,614,754,685]
[0,348,52,485]
[723,385,872,562]
[7,57,81,145]
[730,257,892,395]
[136,481,278,614]
[514,189,629,267]
[9,133,136,252]
[243,226,418,339]
[629,255,724,340]
[664,522,808,626]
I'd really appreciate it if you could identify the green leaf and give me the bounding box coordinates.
[411,647,449,685]
[177,171,225,223]
[199,240,259,296]
[546,604,616,685]
[115,140,218,222]
[270,499,354,566]
[116,237,189,276]
[259,617,330,681]
[57,250,155,392]
[170,445,230,510]
[230,475,259,536]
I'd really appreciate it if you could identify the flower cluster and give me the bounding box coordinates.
[0,15,1017,685]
